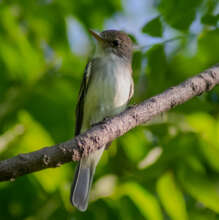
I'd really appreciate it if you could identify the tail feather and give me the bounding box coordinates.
[70,147,104,211]
[70,161,94,211]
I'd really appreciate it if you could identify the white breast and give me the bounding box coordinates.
[82,54,132,130]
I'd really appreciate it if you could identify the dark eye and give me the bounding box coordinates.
[112,39,119,47]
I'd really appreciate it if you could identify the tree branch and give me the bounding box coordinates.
[0,64,219,182]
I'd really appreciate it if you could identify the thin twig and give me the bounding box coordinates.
[135,33,197,51]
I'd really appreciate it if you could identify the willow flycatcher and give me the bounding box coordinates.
[71,29,134,211]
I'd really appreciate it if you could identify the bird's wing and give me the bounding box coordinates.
[75,60,93,136]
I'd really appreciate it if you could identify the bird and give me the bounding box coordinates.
[70,29,134,211]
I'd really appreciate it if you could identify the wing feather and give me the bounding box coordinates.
[75,61,92,136]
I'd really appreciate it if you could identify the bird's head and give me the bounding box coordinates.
[89,29,133,61]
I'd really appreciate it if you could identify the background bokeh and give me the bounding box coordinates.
[0,0,219,219]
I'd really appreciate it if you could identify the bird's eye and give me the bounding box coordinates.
[112,40,119,47]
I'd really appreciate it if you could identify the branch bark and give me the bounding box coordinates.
[0,64,219,182]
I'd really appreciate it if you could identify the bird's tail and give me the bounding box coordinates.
[70,147,105,211]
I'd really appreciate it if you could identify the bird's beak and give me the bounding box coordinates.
[89,29,105,43]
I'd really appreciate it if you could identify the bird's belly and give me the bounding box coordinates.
[97,71,130,110]
[83,63,131,129]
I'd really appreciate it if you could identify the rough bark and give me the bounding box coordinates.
[0,64,219,182]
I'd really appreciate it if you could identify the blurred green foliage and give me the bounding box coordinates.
[0,0,219,219]
[142,16,163,37]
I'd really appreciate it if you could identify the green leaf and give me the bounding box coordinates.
[159,0,202,30]
[157,171,188,220]
[142,16,163,37]
[198,29,219,65]
[187,112,219,171]
[120,128,149,162]
[119,182,163,220]
[147,44,167,76]
[186,112,216,141]
[201,14,219,26]
[17,110,54,153]
[146,44,168,95]
[178,167,219,213]
[1,8,44,83]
